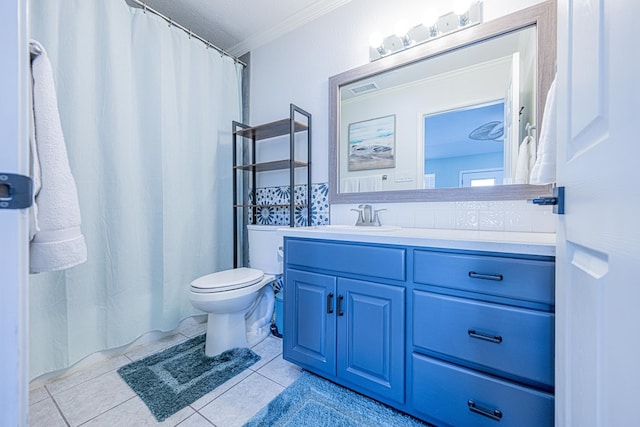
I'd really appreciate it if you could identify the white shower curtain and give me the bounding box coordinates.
[28,0,242,378]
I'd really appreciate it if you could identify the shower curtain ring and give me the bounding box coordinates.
[142,2,147,13]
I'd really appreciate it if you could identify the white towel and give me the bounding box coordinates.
[514,135,537,184]
[341,177,360,193]
[29,40,87,273]
[359,175,383,192]
[530,75,557,185]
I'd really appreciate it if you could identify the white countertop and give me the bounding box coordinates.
[278,226,556,257]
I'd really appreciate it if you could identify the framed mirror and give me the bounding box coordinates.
[329,1,556,203]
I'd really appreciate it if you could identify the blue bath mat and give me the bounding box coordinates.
[117,334,260,421]
[243,371,431,426]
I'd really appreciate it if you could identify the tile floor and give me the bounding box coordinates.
[28,318,303,427]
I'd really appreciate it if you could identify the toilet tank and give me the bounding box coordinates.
[247,225,284,275]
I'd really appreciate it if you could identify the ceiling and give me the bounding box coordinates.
[139,0,351,57]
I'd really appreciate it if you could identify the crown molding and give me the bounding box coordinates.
[227,0,351,56]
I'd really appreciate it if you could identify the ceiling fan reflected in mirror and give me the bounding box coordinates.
[468,120,504,141]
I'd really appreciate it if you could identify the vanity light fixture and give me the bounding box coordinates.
[423,9,440,37]
[453,0,473,26]
[394,20,412,47]
[369,1,482,61]
[368,31,386,56]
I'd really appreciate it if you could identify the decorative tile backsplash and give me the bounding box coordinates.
[249,182,555,233]
[249,183,330,227]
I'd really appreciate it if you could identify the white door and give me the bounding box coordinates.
[556,1,640,426]
[0,0,29,425]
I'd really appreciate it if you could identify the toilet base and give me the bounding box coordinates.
[190,274,276,357]
[204,312,249,357]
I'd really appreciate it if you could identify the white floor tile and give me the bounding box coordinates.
[198,373,284,427]
[257,356,303,388]
[125,333,188,362]
[45,355,130,395]
[81,396,194,427]
[175,413,215,427]
[178,320,207,339]
[29,386,49,405]
[29,397,67,427]
[29,331,300,427]
[52,371,136,426]
[249,336,282,371]
[189,369,253,411]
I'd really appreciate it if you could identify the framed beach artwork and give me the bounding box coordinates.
[348,115,396,171]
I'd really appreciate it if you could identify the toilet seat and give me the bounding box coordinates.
[190,267,264,293]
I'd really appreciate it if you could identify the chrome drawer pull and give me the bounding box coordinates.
[468,329,503,344]
[327,293,334,314]
[468,400,503,421]
[468,271,503,281]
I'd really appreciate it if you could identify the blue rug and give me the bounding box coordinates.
[117,334,260,421]
[244,372,430,426]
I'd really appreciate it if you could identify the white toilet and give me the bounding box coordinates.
[189,225,282,357]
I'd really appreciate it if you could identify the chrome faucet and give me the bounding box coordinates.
[360,204,372,224]
[351,204,386,226]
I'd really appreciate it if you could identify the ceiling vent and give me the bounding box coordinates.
[350,82,379,95]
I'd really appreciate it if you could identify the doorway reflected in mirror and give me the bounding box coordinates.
[423,100,505,189]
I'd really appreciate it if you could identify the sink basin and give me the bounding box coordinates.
[318,225,401,232]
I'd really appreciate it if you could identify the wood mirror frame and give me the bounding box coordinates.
[328,1,556,204]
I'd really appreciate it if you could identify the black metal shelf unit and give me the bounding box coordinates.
[232,104,312,267]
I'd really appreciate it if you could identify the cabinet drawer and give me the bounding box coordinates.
[286,239,406,281]
[411,354,553,427]
[413,250,554,305]
[413,291,554,388]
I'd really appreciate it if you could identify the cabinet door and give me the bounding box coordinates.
[337,278,405,403]
[283,269,336,375]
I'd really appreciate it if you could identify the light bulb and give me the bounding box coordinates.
[369,32,383,48]
[423,9,439,28]
[394,20,410,38]
[452,0,471,16]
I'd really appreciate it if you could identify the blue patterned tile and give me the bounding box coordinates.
[293,185,308,206]
[272,274,284,293]
[314,211,330,226]
[248,182,329,227]
[294,205,315,226]
[311,183,329,213]
[274,186,291,204]
[256,205,275,225]
[272,206,290,226]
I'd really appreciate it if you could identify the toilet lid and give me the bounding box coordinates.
[191,267,264,292]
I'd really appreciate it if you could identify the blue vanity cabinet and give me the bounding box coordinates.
[283,269,337,376]
[282,235,555,426]
[283,238,406,404]
[411,354,554,427]
[410,249,555,427]
[336,277,405,404]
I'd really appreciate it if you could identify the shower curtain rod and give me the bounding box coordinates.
[130,0,247,67]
